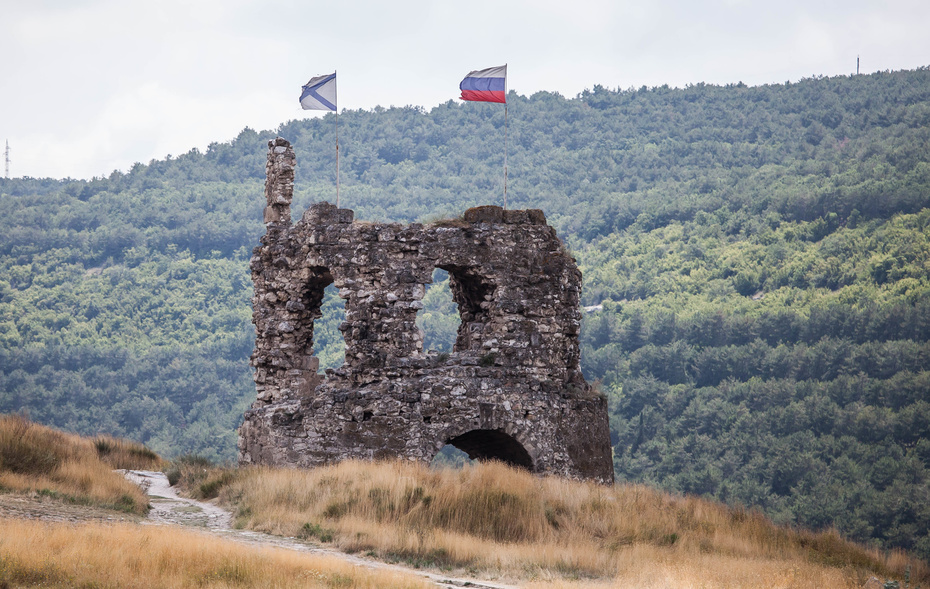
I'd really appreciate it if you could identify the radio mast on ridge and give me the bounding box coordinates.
[3,141,9,178]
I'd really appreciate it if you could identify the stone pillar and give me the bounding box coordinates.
[263,137,296,227]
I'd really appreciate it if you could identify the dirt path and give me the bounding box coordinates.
[0,493,142,525]
[122,470,519,589]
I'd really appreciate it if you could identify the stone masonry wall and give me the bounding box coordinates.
[238,137,614,483]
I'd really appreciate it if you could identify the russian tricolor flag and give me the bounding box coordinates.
[460,65,507,104]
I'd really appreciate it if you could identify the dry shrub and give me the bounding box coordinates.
[209,459,927,585]
[0,414,151,514]
[167,454,240,499]
[0,518,431,589]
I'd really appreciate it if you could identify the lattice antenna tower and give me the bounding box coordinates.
[3,141,9,179]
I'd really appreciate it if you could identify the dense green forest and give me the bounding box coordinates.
[2,68,929,559]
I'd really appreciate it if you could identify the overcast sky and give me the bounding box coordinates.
[2,0,928,180]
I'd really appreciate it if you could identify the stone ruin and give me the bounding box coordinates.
[238,137,614,483]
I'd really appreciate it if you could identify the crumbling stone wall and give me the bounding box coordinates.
[238,137,614,483]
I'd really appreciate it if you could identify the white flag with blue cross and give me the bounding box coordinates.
[300,73,337,111]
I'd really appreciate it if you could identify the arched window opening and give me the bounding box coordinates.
[439,265,495,352]
[429,444,475,469]
[441,429,533,471]
[416,268,458,354]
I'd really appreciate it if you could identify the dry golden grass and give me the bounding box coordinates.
[523,546,862,588]
[195,459,927,587]
[0,517,432,589]
[0,414,158,514]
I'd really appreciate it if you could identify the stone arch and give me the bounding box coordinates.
[439,429,534,471]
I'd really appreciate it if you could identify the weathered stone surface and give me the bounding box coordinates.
[239,138,614,484]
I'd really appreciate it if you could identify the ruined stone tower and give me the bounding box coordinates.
[238,137,614,483]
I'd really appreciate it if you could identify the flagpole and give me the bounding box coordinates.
[299,72,339,205]
[335,69,340,208]
[459,64,508,208]
[504,102,508,210]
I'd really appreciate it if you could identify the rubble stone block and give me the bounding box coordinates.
[463,205,505,224]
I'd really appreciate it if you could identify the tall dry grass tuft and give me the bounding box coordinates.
[0,414,153,514]
[0,517,431,589]
[92,434,165,470]
[193,459,928,585]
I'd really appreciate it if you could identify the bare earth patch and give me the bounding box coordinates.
[0,492,142,525]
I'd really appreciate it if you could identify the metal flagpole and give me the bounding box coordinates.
[504,102,508,210]
[335,70,340,208]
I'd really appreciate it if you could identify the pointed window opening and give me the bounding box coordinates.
[417,265,495,354]
[443,265,495,352]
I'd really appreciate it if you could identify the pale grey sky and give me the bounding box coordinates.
[2,0,928,180]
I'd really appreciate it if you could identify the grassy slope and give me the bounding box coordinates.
[0,416,927,587]
[0,416,430,589]
[0,414,159,514]
[0,519,431,589]
[175,458,929,587]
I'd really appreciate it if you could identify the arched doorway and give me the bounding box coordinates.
[441,429,533,470]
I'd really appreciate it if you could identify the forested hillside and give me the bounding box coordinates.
[2,68,929,559]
